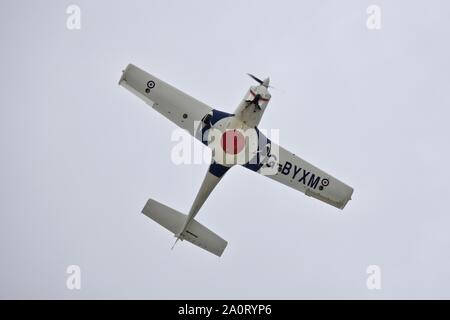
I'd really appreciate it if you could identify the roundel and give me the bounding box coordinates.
[147,81,155,89]
[221,130,245,155]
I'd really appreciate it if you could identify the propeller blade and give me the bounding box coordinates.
[247,73,264,85]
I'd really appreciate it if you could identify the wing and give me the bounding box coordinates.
[242,131,354,209]
[119,64,212,137]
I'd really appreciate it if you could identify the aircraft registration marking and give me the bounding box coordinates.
[278,161,329,191]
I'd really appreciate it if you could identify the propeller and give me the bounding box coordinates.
[247,73,264,85]
[247,73,271,88]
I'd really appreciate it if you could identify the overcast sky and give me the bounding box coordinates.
[1,0,450,299]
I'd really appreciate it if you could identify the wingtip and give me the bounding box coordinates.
[118,63,136,85]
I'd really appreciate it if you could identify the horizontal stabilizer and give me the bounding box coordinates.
[142,199,228,257]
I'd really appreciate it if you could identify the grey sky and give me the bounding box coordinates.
[1,0,450,299]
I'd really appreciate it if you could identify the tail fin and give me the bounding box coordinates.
[171,236,181,250]
[142,199,228,257]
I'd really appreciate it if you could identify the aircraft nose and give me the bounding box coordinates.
[262,77,270,87]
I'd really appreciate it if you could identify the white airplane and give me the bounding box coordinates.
[119,64,353,257]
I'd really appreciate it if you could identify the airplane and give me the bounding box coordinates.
[119,64,354,257]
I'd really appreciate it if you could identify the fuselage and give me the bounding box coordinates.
[197,84,272,169]
[233,84,271,128]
